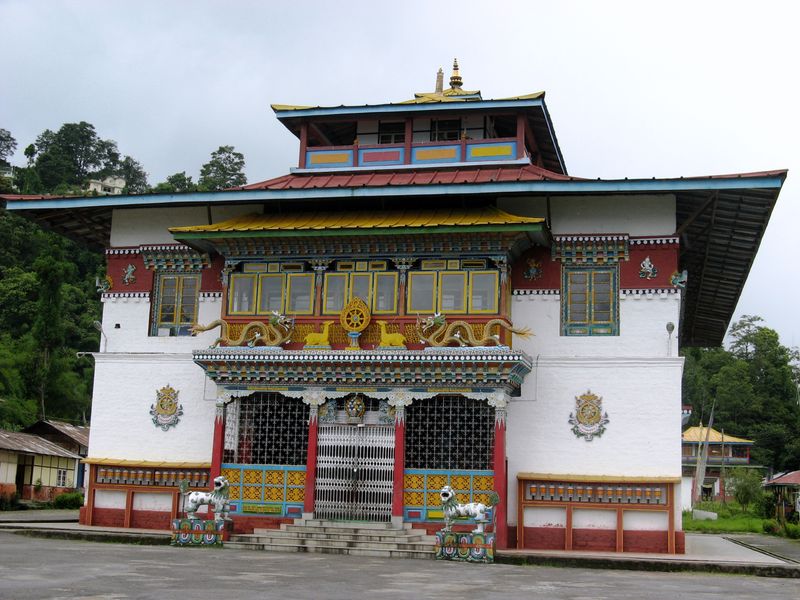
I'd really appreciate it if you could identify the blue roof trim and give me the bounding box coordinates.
[273,98,545,120]
[4,174,786,211]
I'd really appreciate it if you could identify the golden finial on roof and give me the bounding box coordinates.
[435,68,444,95]
[449,58,463,89]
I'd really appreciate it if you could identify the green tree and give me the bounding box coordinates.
[0,128,16,162]
[198,145,247,191]
[117,155,149,194]
[153,171,197,193]
[726,467,763,513]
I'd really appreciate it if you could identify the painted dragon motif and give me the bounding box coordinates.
[416,313,532,347]
[190,311,295,348]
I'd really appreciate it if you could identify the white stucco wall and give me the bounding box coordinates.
[499,194,676,236]
[110,204,257,246]
[132,492,175,512]
[87,354,216,463]
[94,489,126,509]
[512,292,681,358]
[100,296,222,354]
[506,355,683,527]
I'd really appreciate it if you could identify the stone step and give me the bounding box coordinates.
[248,529,430,543]
[294,518,412,530]
[225,539,434,560]
[233,533,433,552]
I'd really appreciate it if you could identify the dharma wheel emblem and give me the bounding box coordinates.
[568,390,609,441]
[150,384,184,431]
[340,296,371,350]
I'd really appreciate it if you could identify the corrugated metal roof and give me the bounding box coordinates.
[766,470,800,486]
[42,420,89,447]
[170,206,543,235]
[682,426,753,444]
[239,163,575,192]
[270,92,544,111]
[0,430,82,459]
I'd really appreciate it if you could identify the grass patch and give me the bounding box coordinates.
[683,514,765,533]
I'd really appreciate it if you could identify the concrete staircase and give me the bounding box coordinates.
[227,518,437,559]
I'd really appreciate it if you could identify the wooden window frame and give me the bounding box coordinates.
[407,271,437,314]
[152,272,201,337]
[373,272,398,314]
[438,271,468,315]
[228,273,258,316]
[258,273,285,314]
[286,273,315,315]
[323,272,349,315]
[468,270,499,314]
[561,266,619,336]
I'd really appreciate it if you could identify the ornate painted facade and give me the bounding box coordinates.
[2,62,786,553]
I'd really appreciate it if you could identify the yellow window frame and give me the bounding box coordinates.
[468,270,499,314]
[407,271,437,314]
[349,272,372,303]
[373,272,398,314]
[157,273,200,327]
[228,273,258,315]
[323,272,349,314]
[257,273,285,314]
[437,271,468,314]
[286,273,315,315]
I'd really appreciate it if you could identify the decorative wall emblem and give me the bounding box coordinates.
[639,256,658,279]
[345,394,366,420]
[150,384,184,431]
[318,399,337,424]
[568,390,609,441]
[523,258,543,281]
[670,269,688,289]
[122,263,137,285]
[96,275,113,293]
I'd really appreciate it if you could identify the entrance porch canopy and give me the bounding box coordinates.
[193,346,533,405]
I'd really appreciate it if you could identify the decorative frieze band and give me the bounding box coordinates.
[552,235,629,264]
[629,236,679,246]
[105,247,140,256]
[140,244,210,271]
[512,289,559,296]
[621,288,679,296]
[101,291,151,301]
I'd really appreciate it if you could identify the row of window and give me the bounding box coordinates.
[151,265,620,336]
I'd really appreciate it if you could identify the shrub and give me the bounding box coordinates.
[784,523,800,540]
[53,491,83,509]
[763,519,781,534]
[0,492,20,511]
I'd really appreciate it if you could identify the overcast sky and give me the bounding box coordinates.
[2,0,798,348]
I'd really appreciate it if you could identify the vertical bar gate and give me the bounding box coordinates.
[315,424,395,521]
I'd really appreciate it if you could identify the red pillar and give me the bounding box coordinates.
[493,413,508,549]
[210,402,225,480]
[304,409,319,516]
[392,414,406,521]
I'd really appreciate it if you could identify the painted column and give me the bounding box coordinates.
[210,400,225,480]
[389,393,412,527]
[301,391,325,518]
[490,393,508,549]
[299,122,308,169]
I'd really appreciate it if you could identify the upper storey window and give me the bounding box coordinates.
[561,266,618,336]
[407,263,499,315]
[152,273,200,336]
[378,121,405,144]
[430,119,461,141]
[228,268,314,316]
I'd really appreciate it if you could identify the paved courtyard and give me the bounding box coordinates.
[0,532,797,600]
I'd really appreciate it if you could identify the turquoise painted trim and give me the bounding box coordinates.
[221,463,305,518]
[403,468,494,523]
[274,98,545,120]
[357,146,405,167]
[466,141,517,162]
[4,174,786,211]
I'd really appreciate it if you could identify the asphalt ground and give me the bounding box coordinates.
[0,531,798,600]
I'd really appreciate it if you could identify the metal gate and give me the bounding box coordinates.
[315,424,394,521]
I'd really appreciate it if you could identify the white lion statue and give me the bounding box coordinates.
[180,475,230,521]
[440,485,499,534]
